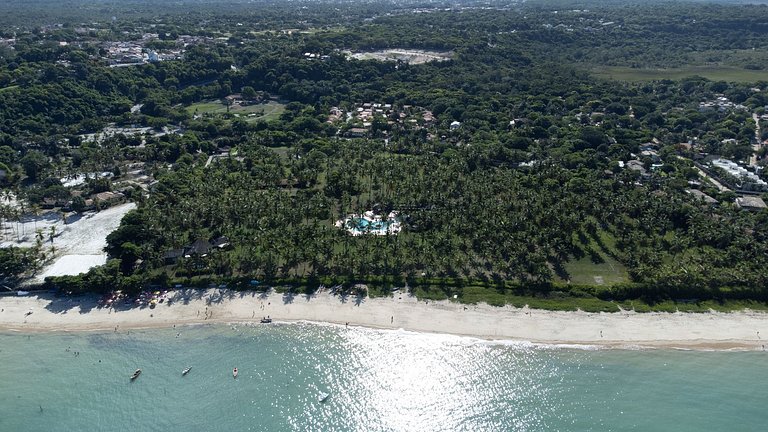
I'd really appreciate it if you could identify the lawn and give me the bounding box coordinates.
[186,100,286,122]
[558,227,629,286]
[589,65,767,83]
[562,255,628,286]
[245,100,286,122]
[186,101,226,115]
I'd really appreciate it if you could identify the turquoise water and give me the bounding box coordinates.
[350,218,389,231]
[1,323,766,431]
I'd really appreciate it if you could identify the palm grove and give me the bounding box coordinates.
[2,0,768,310]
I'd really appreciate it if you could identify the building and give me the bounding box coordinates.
[163,248,185,264]
[185,239,212,257]
[686,189,718,205]
[710,158,768,191]
[93,191,124,204]
[450,121,461,130]
[735,196,767,211]
[346,128,367,138]
[626,160,648,176]
[211,236,230,249]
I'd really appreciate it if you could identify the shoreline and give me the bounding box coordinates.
[1,289,767,351]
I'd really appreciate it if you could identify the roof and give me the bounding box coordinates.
[186,239,212,256]
[686,189,718,204]
[735,196,767,210]
[94,191,123,201]
[163,248,185,260]
[626,160,647,173]
[212,236,230,248]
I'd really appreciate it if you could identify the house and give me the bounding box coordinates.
[640,150,661,163]
[346,128,367,138]
[212,236,230,249]
[163,248,185,264]
[41,197,69,209]
[93,191,124,204]
[185,239,212,257]
[626,160,648,176]
[735,196,767,211]
[686,189,718,205]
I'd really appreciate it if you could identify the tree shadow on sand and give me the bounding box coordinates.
[282,291,295,304]
[40,292,99,314]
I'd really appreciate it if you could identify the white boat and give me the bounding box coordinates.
[318,391,330,402]
[182,367,192,376]
[233,368,238,378]
[130,369,141,380]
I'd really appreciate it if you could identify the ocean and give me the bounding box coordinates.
[0,323,765,431]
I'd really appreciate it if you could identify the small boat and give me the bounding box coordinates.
[260,317,272,324]
[182,367,192,376]
[130,369,142,380]
[233,368,238,379]
[318,391,330,402]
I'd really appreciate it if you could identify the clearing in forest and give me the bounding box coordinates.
[348,49,453,64]
[1,203,136,283]
[590,65,767,83]
[187,100,286,122]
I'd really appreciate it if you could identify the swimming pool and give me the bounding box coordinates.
[352,218,390,231]
[337,212,402,236]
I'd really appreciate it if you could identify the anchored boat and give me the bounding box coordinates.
[318,391,330,402]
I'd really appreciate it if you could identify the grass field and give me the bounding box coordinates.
[590,65,767,82]
[187,100,286,122]
[558,227,629,286]
[562,255,628,285]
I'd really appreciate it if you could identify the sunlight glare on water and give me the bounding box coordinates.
[1,323,766,432]
[318,327,564,432]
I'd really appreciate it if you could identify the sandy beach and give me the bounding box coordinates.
[1,288,767,350]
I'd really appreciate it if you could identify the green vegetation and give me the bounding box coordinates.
[1,0,768,312]
[186,100,285,122]
[591,66,768,83]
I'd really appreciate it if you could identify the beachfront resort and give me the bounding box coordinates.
[335,211,403,236]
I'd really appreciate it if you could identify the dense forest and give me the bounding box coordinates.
[2,0,768,311]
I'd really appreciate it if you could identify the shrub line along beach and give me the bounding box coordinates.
[1,289,767,351]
